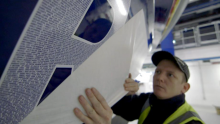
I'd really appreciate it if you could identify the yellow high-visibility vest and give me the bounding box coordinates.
[138,99,205,124]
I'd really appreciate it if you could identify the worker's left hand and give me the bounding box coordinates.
[74,88,113,124]
[124,73,139,95]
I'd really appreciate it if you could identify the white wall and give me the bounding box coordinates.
[201,64,220,105]
[185,62,205,105]
[185,61,220,106]
[185,61,220,124]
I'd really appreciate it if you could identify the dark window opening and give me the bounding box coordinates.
[201,34,217,41]
[38,68,72,105]
[73,0,113,43]
[184,38,195,44]
[183,29,194,37]
[174,40,183,46]
[199,25,215,34]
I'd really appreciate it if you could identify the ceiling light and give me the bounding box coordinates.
[116,0,127,16]
[149,44,153,52]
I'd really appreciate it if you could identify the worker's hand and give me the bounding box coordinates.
[124,73,139,95]
[74,88,113,124]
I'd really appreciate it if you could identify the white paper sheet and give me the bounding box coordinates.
[20,10,148,124]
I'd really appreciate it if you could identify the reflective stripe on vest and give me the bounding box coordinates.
[138,99,150,124]
[168,111,202,124]
[138,98,205,124]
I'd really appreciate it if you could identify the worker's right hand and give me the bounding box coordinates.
[74,88,113,124]
[124,73,139,95]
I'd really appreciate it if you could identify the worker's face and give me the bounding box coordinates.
[153,60,189,99]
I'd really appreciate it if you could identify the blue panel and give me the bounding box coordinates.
[148,33,153,47]
[161,30,174,55]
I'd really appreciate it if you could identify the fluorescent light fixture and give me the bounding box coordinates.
[116,0,127,16]
[189,0,199,3]
[149,44,152,52]
[173,40,176,44]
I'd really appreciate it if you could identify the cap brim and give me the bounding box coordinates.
[152,51,177,66]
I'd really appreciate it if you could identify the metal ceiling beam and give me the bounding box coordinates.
[174,14,220,30]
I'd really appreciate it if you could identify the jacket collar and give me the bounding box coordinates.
[150,93,185,107]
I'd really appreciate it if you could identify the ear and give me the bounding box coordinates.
[181,83,190,93]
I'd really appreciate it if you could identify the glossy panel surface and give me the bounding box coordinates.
[20,10,147,124]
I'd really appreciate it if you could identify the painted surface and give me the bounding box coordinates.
[0,0,185,123]
[20,10,148,124]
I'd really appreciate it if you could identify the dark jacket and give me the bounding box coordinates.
[111,93,202,124]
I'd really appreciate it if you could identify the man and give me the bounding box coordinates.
[73,51,205,124]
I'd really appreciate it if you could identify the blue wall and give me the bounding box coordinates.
[161,30,174,55]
